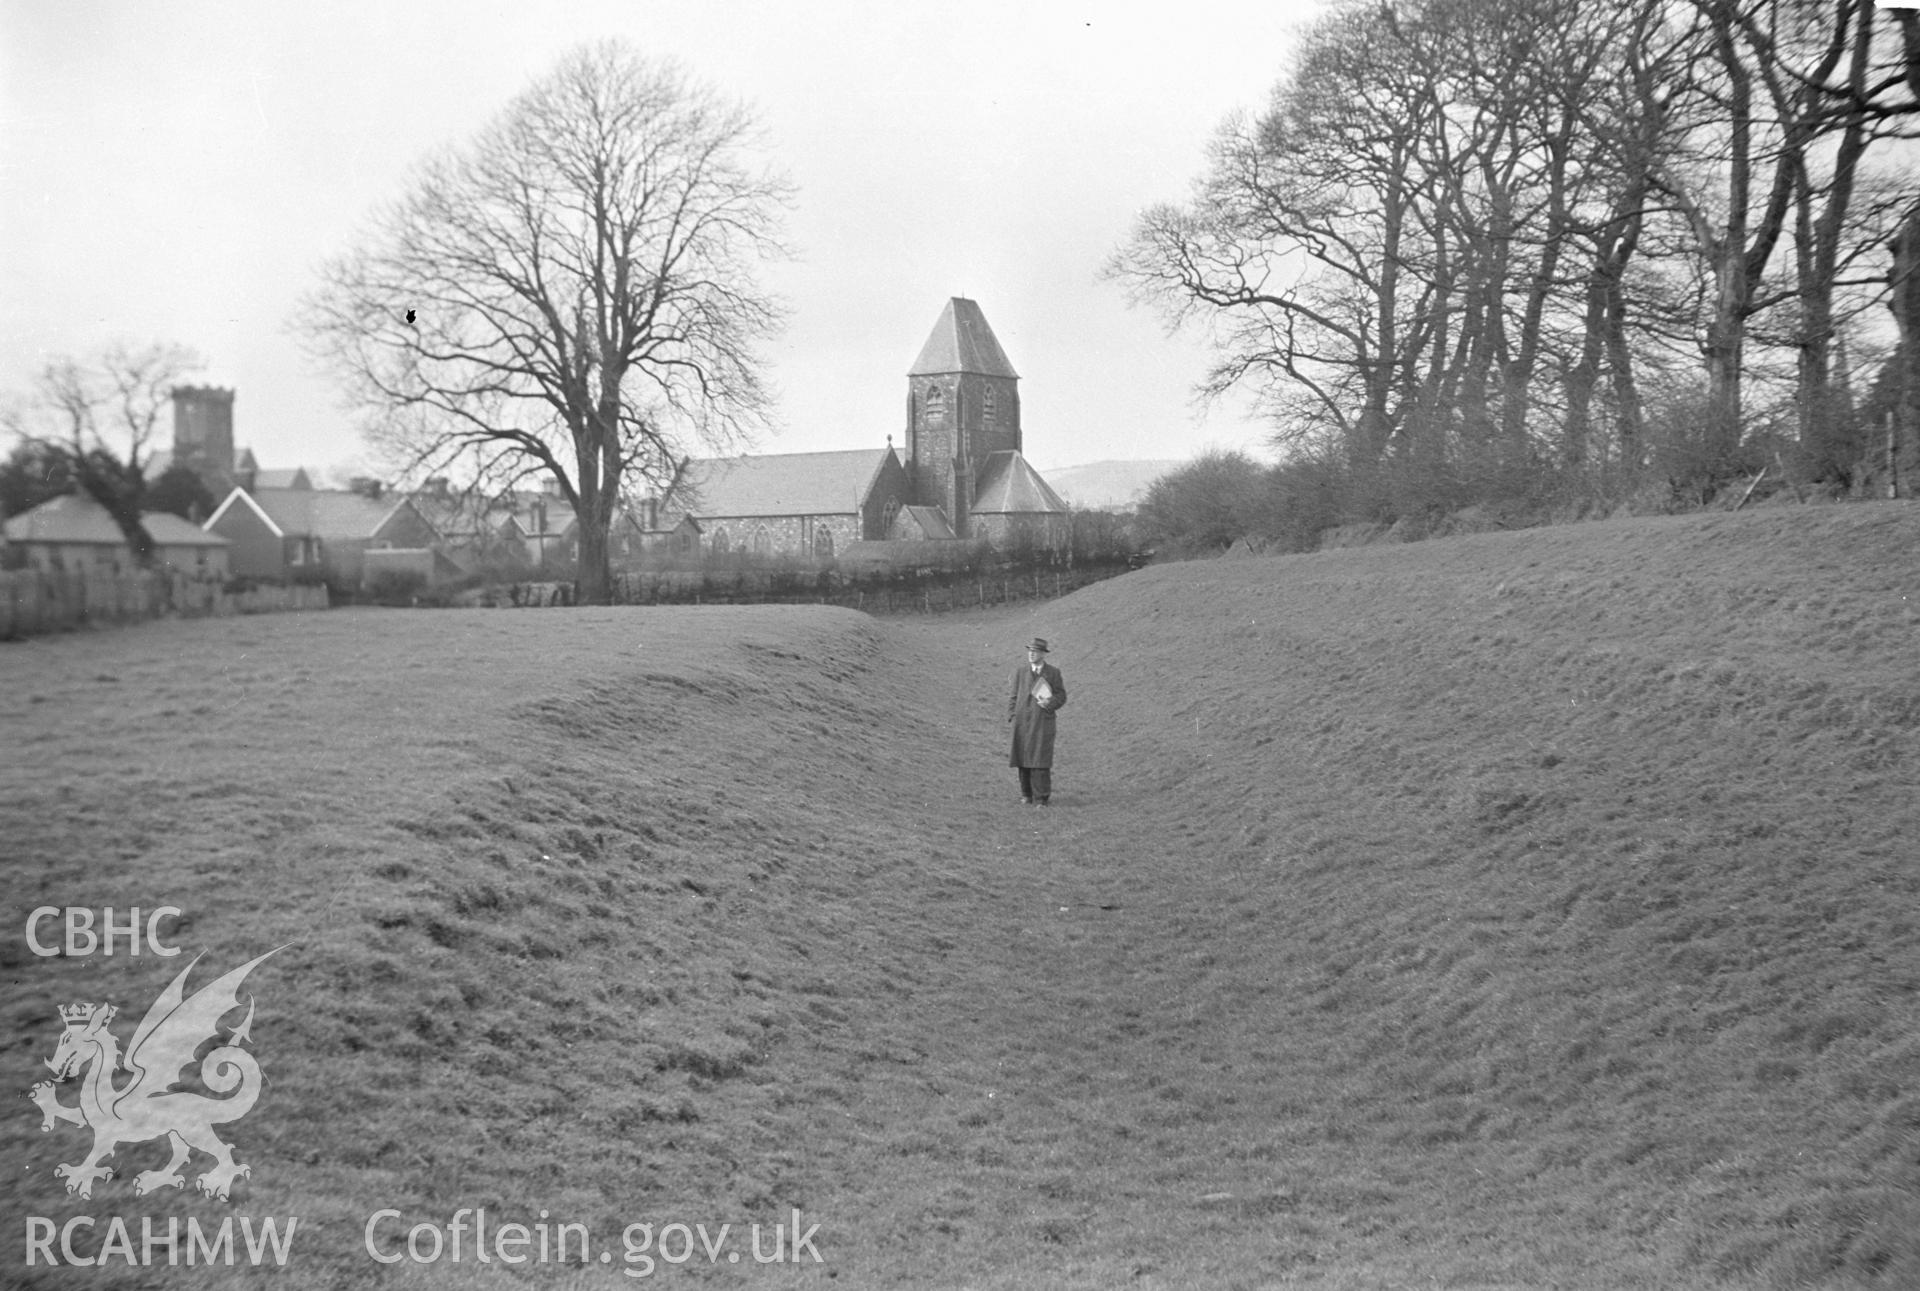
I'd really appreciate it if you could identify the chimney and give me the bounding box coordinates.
[348,476,384,500]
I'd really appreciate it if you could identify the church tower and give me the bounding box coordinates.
[905,298,1020,538]
[170,386,237,492]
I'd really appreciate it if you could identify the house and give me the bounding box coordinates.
[2,493,229,576]
[205,485,440,583]
[405,482,502,573]
[494,487,579,565]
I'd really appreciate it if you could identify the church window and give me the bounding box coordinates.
[710,526,730,554]
[753,525,773,555]
[983,385,996,425]
[924,384,946,425]
[815,527,835,559]
[881,497,901,535]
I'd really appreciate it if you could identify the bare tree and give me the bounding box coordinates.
[2,342,204,565]
[299,41,791,604]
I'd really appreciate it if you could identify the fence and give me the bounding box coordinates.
[0,568,330,640]
[459,562,1134,614]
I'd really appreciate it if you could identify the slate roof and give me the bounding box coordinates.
[225,487,401,539]
[252,468,312,490]
[2,493,228,546]
[674,448,894,518]
[971,451,1068,514]
[908,298,1019,378]
[498,490,576,536]
[897,505,956,540]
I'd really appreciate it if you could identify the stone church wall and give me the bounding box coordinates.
[701,513,862,560]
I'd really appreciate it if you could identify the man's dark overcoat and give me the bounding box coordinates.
[1008,661,1067,769]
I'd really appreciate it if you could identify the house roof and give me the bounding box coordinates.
[407,490,497,538]
[252,467,312,490]
[908,298,1019,379]
[222,487,401,539]
[149,513,229,546]
[497,490,577,536]
[971,451,1068,515]
[673,448,895,519]
[1,492,228,547]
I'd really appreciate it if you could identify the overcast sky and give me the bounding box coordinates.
[2,1,1327,480]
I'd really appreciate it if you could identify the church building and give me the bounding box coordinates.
[654,298,1068,558]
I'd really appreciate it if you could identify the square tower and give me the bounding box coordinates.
[905,298,1020,538]
[170,386,237,489]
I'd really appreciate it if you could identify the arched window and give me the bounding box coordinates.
[753,525,772,556]
[983,385,996,426]
[881,497,902,536]
[923,384,946,425]
[710,526,730,554]
[815,527,835,559]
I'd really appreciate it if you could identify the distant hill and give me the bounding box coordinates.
[1041,458,1183,510]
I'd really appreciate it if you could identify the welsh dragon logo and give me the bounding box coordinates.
[29,949,281,1201]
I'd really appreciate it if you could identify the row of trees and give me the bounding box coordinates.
[1113,0,1920,522]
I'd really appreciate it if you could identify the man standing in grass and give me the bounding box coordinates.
[1009,637,1067,806]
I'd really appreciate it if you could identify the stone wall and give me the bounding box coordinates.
[702,513,863,561]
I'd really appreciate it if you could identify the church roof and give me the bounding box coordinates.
[971,451,1068,515]
[908,297,1019,379]
[675,448,895,518]
[897,505,956,540]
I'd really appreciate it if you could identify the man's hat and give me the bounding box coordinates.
[1027,638,1050,653]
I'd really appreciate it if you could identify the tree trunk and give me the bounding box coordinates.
[576,514,612,605]
[74,455,158,568]
[1787,0,1872,484]
[1894,206,1920,500]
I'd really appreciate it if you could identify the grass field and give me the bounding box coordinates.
[4,502,1917,1289]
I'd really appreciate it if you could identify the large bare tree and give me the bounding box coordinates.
[2,342,204,565]
[299,41,791,604]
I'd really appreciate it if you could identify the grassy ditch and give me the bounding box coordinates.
[2,502,1915,1288]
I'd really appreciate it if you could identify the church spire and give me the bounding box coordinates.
[908,298,1019,378]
